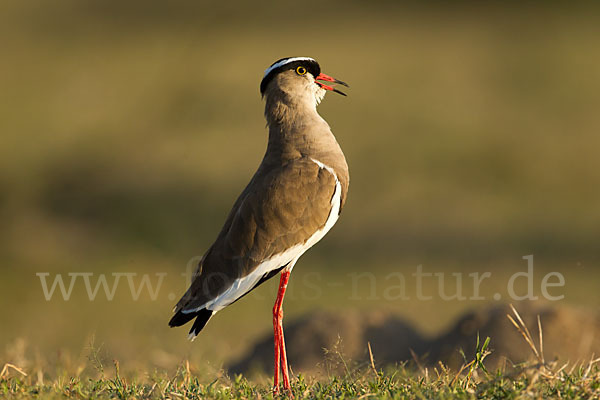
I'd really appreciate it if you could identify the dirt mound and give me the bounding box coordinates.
[228,310,426,376]
[430,302,600,370]
[228,303,600,376]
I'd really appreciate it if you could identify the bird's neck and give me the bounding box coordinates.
[263,95,347,184]
[264,97,331,157]
[264,90,320,131]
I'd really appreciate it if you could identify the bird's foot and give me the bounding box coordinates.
[273,385,293,398]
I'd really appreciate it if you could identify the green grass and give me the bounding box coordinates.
[3,355,599,399]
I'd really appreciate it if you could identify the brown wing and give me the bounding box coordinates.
[174,156,337,312]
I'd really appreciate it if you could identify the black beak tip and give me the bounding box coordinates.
[333,88,347,96]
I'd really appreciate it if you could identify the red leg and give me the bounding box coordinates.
[273,302,281,394]
[273,270,292,394]
[279,321,291,390]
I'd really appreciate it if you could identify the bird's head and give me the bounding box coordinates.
[260,57,348,107]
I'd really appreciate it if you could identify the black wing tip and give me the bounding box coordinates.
[169,308,214,341]
[169,310,193,327]
[169,308,213,329]
[188,309,213,338]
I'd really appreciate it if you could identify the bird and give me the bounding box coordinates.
[168,57,349,394]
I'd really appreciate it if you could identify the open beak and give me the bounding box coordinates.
[315,73,349,96]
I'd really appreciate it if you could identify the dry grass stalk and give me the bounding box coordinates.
[367,342,377,377]
[537,315,545,364]
[409,347,425,375]
[506,304,543,364]
[450,360,474,387]
[185,360,191,386]
[1,363,28,379]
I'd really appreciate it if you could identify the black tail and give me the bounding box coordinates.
[169,308,213,338]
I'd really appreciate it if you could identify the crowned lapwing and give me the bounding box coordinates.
[169,57,349,393]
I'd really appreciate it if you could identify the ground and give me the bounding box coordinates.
[3,360,600,399]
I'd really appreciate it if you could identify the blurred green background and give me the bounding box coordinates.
[1,0,599,379]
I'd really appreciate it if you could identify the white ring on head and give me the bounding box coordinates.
[263,57,316,78]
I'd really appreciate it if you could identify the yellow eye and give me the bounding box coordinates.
[296,66,307,75]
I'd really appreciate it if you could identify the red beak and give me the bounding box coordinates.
[315,73,349,96]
